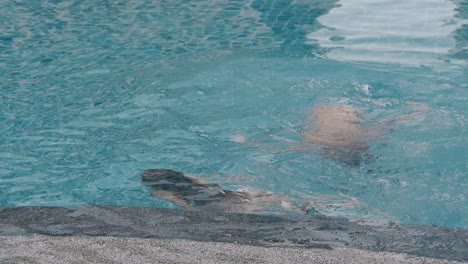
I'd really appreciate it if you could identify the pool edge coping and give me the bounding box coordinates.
[1,205,467,262]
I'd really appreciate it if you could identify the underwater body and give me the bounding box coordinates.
[0,0,467,228]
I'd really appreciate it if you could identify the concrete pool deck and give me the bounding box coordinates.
[0,206,467,263]
[1,235,463,264]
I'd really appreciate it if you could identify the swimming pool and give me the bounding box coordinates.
[1,0,466,228]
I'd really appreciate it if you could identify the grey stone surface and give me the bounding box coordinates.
[0,206,467,262]
[0,235,463,264]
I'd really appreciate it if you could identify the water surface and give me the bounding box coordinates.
[1,0,466,228]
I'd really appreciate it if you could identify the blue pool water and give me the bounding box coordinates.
[1,0,467,228]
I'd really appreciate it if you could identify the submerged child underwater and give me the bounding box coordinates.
[141,169,299,213]
[234,101,430,166]
[141,168,383,217]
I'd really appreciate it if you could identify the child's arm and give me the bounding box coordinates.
[381,102,430,125]
[231,133,315,154]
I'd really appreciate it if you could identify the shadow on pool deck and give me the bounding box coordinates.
[0,205,467,262]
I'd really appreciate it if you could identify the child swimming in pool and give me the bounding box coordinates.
[141,168,379,216]
[141,169,299,213]
[302,101,429,165]
[234,101,429,166]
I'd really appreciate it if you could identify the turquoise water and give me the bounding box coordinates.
[1,0,467,228]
